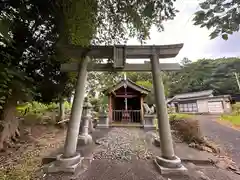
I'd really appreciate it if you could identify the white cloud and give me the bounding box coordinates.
[127,0,240,64]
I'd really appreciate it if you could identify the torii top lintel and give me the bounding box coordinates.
[60,43,184,59]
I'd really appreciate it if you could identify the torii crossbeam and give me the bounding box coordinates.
[47,43,187,175]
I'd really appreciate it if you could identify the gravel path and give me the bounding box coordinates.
[93,128,154,161]
[196,115,240,166]
[40,127,239,180]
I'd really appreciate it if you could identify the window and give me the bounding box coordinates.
[179,102,198,112]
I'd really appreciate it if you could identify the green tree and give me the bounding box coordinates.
[0,0,63,149]
[167,58,240,97]
[180,57,192,66]
[126,72,152,82]
[50,0,180,119]
[207,58,240,94]
[136,80,154,104]
[193,0,240,40]
[0,0,180,150]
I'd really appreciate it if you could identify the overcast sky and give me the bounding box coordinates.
[127,0,240,63]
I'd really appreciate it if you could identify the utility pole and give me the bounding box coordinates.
[234,72,240,91]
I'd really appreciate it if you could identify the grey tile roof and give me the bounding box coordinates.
[173,90,214,99]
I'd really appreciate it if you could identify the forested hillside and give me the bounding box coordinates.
[167,57,240,97]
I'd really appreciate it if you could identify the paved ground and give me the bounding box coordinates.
[196,115,240,166]
[40,127,239,180]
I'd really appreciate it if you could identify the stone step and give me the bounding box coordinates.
[110,123,143,128]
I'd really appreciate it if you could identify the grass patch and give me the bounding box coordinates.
[220,103,240,126]
[221,115,240,126]
[0,158,38,180]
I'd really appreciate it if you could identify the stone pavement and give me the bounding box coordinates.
[40,128,240,180]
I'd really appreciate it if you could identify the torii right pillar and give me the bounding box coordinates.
[150,52,187,174]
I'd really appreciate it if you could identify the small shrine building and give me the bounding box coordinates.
[103,78,150,124]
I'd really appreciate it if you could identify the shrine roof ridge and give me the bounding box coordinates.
[103,78,151,95]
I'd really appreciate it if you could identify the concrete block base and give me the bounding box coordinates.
[144,115,156,130]
[96,124,109,128]
[97,115,109,129]
[154,156,187,175]
[46,153,85,175]
[143,125,156,130]
[78,134,93,145]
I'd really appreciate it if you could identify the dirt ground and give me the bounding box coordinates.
[0,124,66,179]
[1,123,239,180]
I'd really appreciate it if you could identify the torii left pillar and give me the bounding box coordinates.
[47,56,89,174]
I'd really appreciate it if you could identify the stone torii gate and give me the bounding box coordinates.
[47,44,187,175]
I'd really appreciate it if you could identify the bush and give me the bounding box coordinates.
[154,113,194,131]
[167,107,175,113]
[232,103,240,115]
[17,101,72,116]
[23,112,57,126]
[22,113,43,125]
[170,118,203,144]
[17,102,55,116]
[64,101,72,112]
[169,113,193,121]
[46,102,58,112]
[17,101,72,125]
[168,114,203,144]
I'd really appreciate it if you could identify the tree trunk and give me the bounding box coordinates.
[59,97,65,122]
[0,95,19,150]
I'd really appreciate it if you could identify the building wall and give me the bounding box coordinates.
[170,97,232,114]
[222,100,232,113]
[197,99,209,113]
[220,99,232,113]
[198,97,232,114]
[178,100,198,113]
[207,101,224,113]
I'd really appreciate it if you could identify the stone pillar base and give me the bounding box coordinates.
[46,153,86,176]
[154,156,187,175]
[78,134,92,146]
[144,115,156,130]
